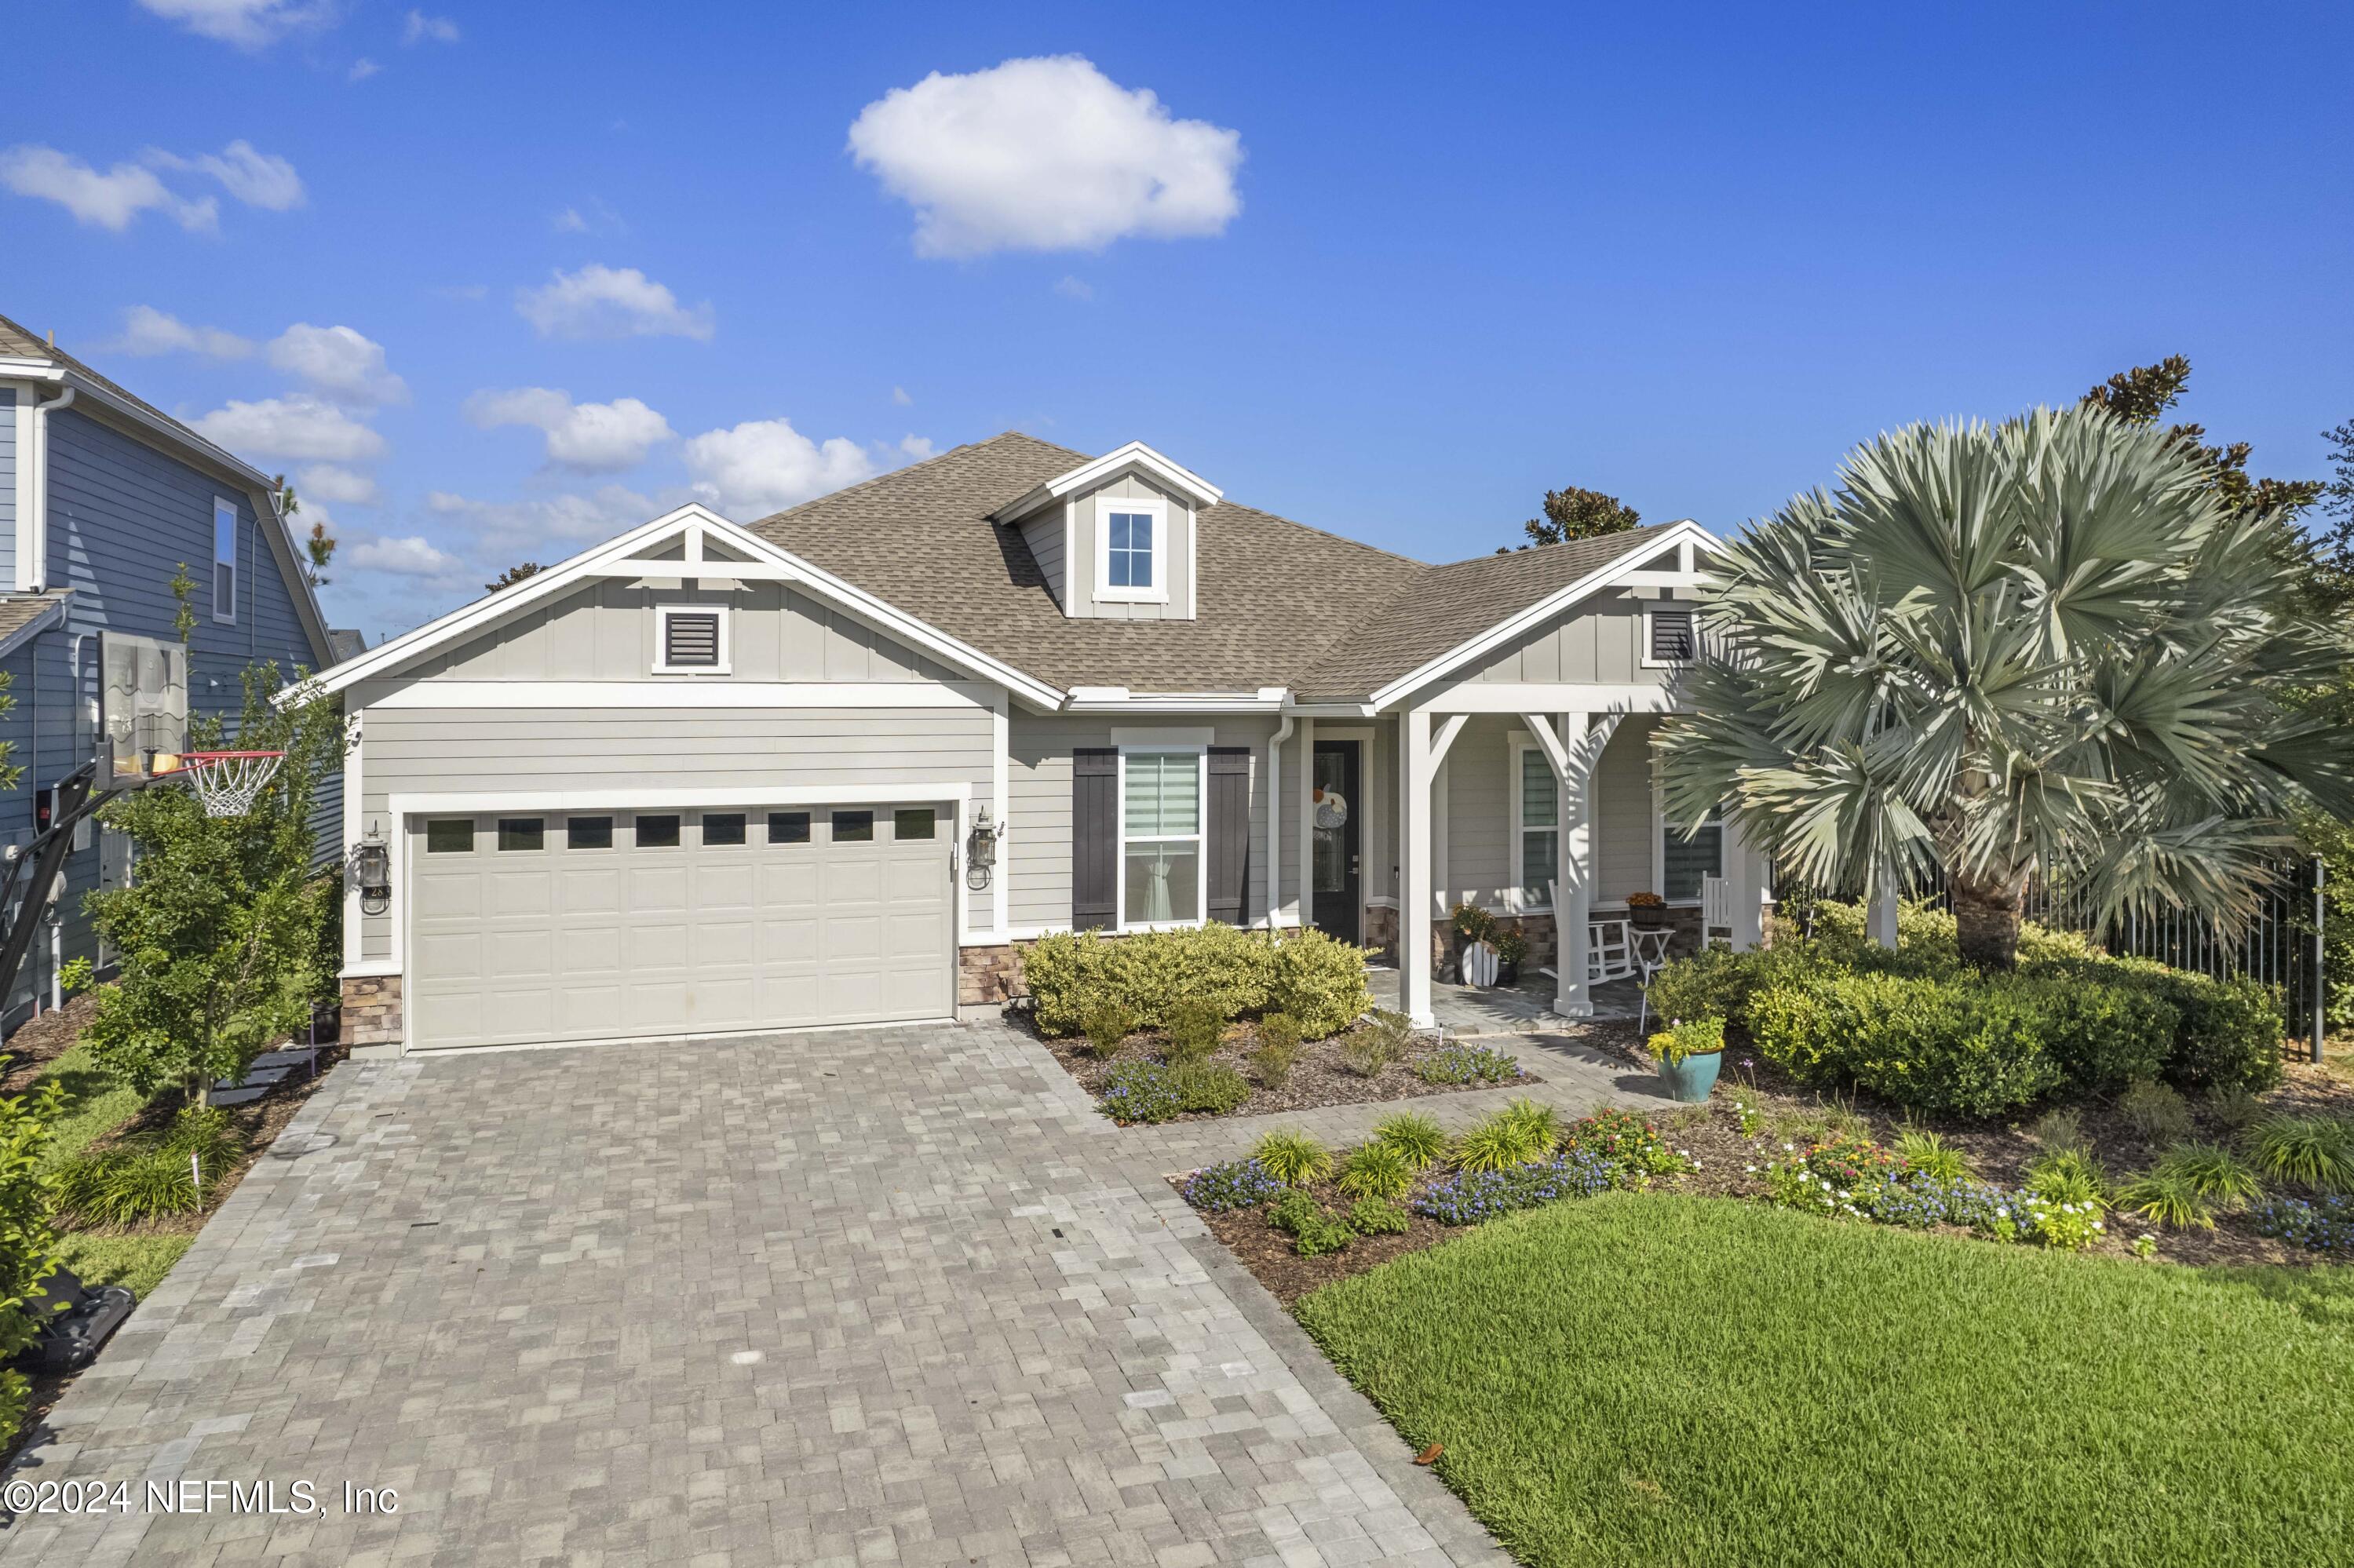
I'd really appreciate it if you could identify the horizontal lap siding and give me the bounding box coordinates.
[1440,716,1652,912]
[1008,712,1276,932]
[356,705,993,961]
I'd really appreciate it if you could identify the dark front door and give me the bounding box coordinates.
[1311,740,1362,945]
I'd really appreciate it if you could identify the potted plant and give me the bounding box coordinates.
[1648,1015,1725,1103]
[1627,890,1672,930]
[1493,926,1529,986]
[1450,902,1499,986]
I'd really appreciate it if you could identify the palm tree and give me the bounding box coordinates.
[1659,404,2354,970]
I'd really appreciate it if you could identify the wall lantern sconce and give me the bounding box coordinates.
[351,825,392,917]
[966,806,998,891]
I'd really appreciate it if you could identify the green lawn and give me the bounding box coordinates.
[30,1041,146,1169]
[53,1232,192,1300]
[1294,1194,2354,1568]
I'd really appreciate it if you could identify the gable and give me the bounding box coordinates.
[412,578,964,684]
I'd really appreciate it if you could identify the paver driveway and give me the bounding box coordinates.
[3,1024,1509,1567]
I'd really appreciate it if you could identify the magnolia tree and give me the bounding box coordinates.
[1659,405,2354,971]
[70,665,348,1103]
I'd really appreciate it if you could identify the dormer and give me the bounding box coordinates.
[991,441,1221,622]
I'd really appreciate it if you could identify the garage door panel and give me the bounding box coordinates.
[408,800,952,1048]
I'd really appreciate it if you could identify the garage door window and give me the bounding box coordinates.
[567,816,613,849]
[498,818,545,851]
[833,810,874,843]
[426,819,473,853]
[768,811,810,844]
[637,814,681,848]
[703,812,746,845]
[893,808,936,841]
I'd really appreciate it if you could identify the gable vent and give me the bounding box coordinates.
[664,611,721,667]
[1648,609,1695,662]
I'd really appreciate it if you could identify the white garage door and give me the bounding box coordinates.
[407,804,954,1050]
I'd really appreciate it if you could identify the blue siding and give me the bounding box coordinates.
[17,408,334,996]
[0,390,16,585]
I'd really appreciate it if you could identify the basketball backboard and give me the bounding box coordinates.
[97,631,188,786]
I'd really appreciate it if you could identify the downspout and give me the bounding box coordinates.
[1268,709,1294,928]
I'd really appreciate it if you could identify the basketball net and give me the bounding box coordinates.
[163,750,286,818]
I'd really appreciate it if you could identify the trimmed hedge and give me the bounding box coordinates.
[1024,923,1371,1041]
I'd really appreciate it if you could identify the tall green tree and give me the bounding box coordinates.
[70,665,348,1103]
[1659,404,2354,970]
[1511,486,1641,551]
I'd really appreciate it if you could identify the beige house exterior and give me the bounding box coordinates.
[301,435,1765,1054]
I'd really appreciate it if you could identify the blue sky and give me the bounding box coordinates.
[5,2,2349,644]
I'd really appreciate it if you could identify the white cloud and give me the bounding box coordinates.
[515,264,713,341]
[553,206,588,233]
[847,55,1243,257]
[402,9,459,44]
[465,387,673,473]
[137,0,336,49]
[426,484,664,556]
[193,395,386,463]
[348,533,463,578]
[890,435,936,462]
[0,146,217,232]
[296,463,381,506]
[892,385,912,407]
[105,304,254,359]
[348,57,380,81]
[684,418,876,518]
[1054,275,1094,301]
[266,323,406,405]
[148,140,306,210]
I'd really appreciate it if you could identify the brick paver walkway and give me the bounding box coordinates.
[2,1023,1524,1567]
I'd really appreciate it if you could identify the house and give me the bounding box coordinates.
[0,312,338,1023]
[301,433,1768,1055]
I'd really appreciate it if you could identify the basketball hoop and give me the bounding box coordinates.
[163,750,286,818]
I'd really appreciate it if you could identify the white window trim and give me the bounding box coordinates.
[1115,742,1208,932]
[654,603,732,675]
[211,496,239,625]
[1641,601,1698,669]
[1095,496,1170,605]
[1507,733,1560,913]
[1648,763,1722,906]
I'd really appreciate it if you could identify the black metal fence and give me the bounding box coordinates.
[1774,857,2329,1058]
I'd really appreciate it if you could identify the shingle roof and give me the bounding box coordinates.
[0,591,71,658]
[1290,522,1688,698]
[752,433,1429,694]
[0,310,231,466]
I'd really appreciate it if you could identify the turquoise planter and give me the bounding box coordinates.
[1657,1049,1722,1103]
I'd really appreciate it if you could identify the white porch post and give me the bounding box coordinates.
[1295,716,1316,932]
[1552,713,1594,1017]
[1400,707,1435,1028]
[1724,813,1768,950]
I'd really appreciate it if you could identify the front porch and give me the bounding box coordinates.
[1368,965,1651,1031]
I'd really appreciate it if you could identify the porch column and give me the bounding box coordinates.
[1867,861,1899,949]
[1724,811,1768,950]
[1294,716,1316,930]
[1400,707,1435,1028]
[1553,713,1594,1017]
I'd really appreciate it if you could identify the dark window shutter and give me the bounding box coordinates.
[1071,749,1117,930]
[1206,746,1251,926]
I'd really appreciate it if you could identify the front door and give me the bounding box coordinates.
[1311,740,1361,945]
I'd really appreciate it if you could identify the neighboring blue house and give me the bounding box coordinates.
[0,310,338,1026]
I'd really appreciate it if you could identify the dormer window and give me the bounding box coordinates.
[1096,498,1169,603]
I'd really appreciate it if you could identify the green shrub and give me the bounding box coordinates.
[2119,1079,2192,1143]
[1373,1111,1449,1171]
[2204,1086,2265,1132]
[1166,1063,1250,1115]
[2024,1147,2110,1206]
[1078,1001,1137,1059]
[1162,997,1232,1065]
[1746,971,2064,1118]
[2151,1143,2265,1209]
[1248,1041,1297,1088]
[51,1145,203,1227]
[1894,1129,1971,1182]
[1022,924,1279,1036]
[1340,1010,1412,1078]
[1098,1059,1184,1124]
[162,1104,243,1173]
[1267,929,1374,1038]
[1336,1142,1413,1201]
[2025,1107,2087,1154]
[2245,1116,2354,1191]
[1455,1101,1557,1172]
[1254,1129,1334,1187]
[0,1082,65,1447]
[1292,1210,1356,1256]
[2032,957,2283,1094]
[1267,1187,1319,1234]
[1254,1012,1302,1054]
[2116,1168,2216,1231]
[1644,943,1830,1031]
[2030,983,2174,1088]
[1345,1197,1412,1236]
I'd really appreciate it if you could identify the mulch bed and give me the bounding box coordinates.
[1027,1014,1540,1123]
[0,994,102,1093]
[1180,1022,2352,1303]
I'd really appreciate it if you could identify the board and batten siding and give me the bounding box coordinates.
[352,704,995,963]
[1438,716,1655,912]
[1465,591,1678,685]
[1062,471,1194,622]
[414,578,962,684]
[1006,712,1283,932]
